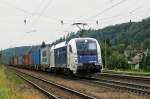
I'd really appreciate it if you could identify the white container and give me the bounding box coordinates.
[40,46,50,66]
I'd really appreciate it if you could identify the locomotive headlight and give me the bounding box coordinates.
[98,58,101,61]
[75,59,78,63]
[98,58,102,63]
[73,65,76,68]
[98,54,102,63]
[98,58,102,64]
[74,57,78,63]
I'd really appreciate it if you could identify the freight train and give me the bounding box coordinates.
[9,38,103,76]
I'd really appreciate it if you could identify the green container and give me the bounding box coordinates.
[18,56,23,65]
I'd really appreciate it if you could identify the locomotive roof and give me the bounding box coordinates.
[51,41,67,49]
[51,37,97,49]
[73,37,96,41]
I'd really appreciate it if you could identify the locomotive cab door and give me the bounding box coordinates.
[68,45,75,71]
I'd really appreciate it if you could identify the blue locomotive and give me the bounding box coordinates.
[41,37,103,76]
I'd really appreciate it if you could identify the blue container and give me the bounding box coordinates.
[31,49,41,65]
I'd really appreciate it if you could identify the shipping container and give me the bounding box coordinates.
[31,49,41,65]
[14,56,18,65]
[40,46,50,65]
[18,55,23,65]
[9,56,14,65]
[23,54,31,65]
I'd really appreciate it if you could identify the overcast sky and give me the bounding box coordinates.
[0,0,150,49]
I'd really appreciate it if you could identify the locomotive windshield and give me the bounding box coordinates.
[76,39,97,55]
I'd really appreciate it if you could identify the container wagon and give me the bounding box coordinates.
[18,55,23,65]
[23,53,31,68]
[40,46,50,71]
[14,56,18,65]
[8,37,103,77]
[31,48,41,70]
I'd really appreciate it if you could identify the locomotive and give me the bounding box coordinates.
[9,38,103,76]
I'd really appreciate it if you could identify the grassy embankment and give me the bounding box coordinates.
[0,65,42,99]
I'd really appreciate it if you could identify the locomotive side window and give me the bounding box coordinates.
[42,51,47,63]
[54,46,67,67]
[69,45,72,53]
[42,51,46,57]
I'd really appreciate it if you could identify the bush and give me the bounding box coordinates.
[140,50,150,71]
[108,51,129,70]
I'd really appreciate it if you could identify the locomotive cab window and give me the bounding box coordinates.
[76,40,97,55]
[88,42,97,50]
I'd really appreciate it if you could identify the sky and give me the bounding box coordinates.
[0,0,150,49]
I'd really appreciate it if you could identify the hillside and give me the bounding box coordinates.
[54,17,150,49]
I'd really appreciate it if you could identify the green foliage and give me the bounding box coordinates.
[142,39,150,49]
[106,69,150,76]
[0,66,15,99]
[0,65,40,99]
[140,53,145,69]
[5,70,25,85]
[140,51,150,72]
[107,51,129,70]
[145,51,150,66]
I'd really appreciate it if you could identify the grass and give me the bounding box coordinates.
[5,69,25,85]
[0,65,15,99]
[104,69,150,76]
[0,65,44,99]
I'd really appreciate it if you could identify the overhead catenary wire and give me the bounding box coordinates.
[0,0,133,25]
[24,0,51,33]
[1,0,57,34]
[85,0,129,20]
[85,0,150,26]
[102,0,150,22]
[1,0,127,25]
[25,0,54,33]
[31,0,54,26]
[25,0,46,24]
[1,0,60,22]
[1,0,150,30]
[129,0,150,14]
[1,0,33,15]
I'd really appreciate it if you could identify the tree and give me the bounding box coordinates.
[140,50,150,71]
[144,51,150,71]
[139,53,145,69]
[116,44,126,53]
[108,51,129,70]
[100,41,113,68]
[142,39,150,49]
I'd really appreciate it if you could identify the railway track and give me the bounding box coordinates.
[81,73,150,96]
[98,73,150,82]
[14,69,96,99]
[85,78,150,95]
[8,66,150,97]
[16,73,58,99]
